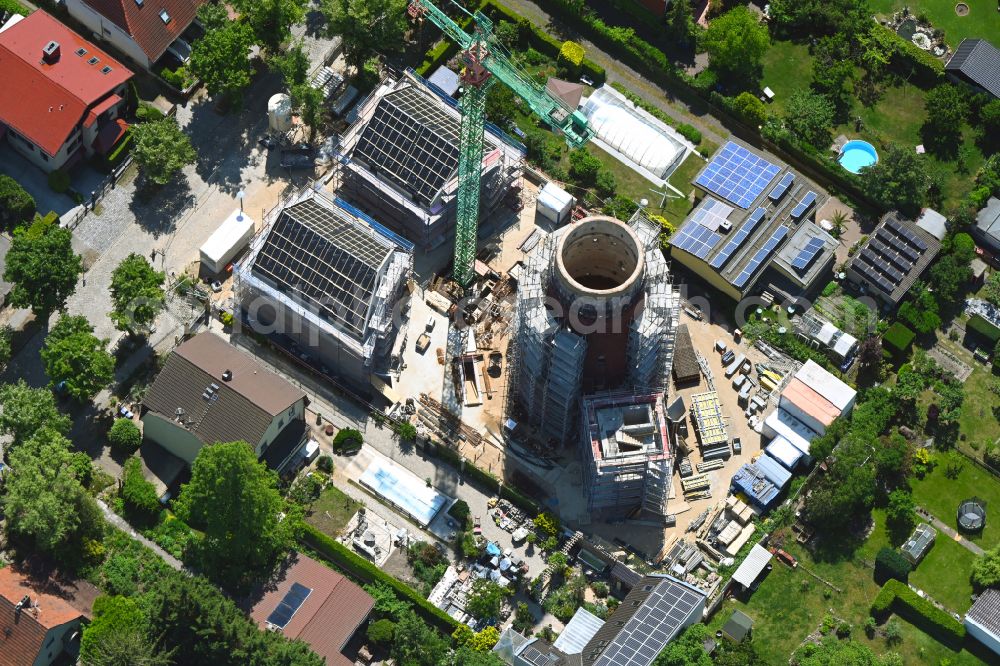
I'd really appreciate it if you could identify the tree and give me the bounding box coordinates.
[533,511,560,538]
[885,490,916,544]
[703,7,769,84]
[320,0,408,70]
[121,457,161,523]
[715,638,766,666]
[860,145,928,215]
[3,217,82,317]
[0,174,35,228]
[332,427,363,452]
[972,545,1000,590]
[812,58,855,124]
[784,90,835,150]
[981,98,1000,149]
[568,148,602,188]
[1,427,104,565]
[196,1,230,30]
[468,626,501,652]
[981,271,1000,307]
[768,0,868,37]
[110,253,166,335]
[874,433,911,485]
[653,623,712,666]
[189,22,256,106]
[393,419,417,441]
[291,82,325,142]
[923,85,968,157]
[174,441,294,590]
[390,610,450,666]
[231,0,306,51]
[41,315,114,401]
[732,91,767,127]
[366,618,395,644]
[665,0,696,48]
[81,595,173,666]
[898,287,941,335]
[547,551,568,571]
[109,418,142,453]
[130,118,197,186]
[0,380,70,449]
[271,41,310,87]
[793,635,881,665]
[485,83,518,128]
[449,499,470,525]
[465,579,508,620]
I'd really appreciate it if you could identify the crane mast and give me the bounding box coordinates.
[408,0,594,286]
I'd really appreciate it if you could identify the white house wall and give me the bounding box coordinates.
[64,0,152,69]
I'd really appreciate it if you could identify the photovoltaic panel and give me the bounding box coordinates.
[885,217,929,252]
[709,207,767,269]
[768,172,795,201]
[695,142,781,209]
[266,583,312,629]
[790,191,817,219]
[877,228,919,262]
[791,236,826,271]
[689,198,734,231]
[671,218,723,259]
[732,225,789,288]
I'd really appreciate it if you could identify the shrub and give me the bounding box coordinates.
[559,40,585,70]
[332,427,363,453]
[104,132,133,171]
[883,323,915,358]
[448,499,471,525]
[367,618,395,644]
[0,174,35,228]
[0,0,29,15]
[732,91,767,127]
[136,104,165,123]
[316,455,334,473]
[534,511,560,538]
[47,169,71,194]
[676,123,702,145]
[821,281,838,297]
[300,523,459,632]
[394,420,417,441]
[109,418,142,453]
[870,579,965,646]
[121,458,160,521]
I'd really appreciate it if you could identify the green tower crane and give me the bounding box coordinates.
[408,0,594,286]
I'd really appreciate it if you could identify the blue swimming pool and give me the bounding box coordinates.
[838,140,879,174]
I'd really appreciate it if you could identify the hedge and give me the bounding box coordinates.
[883,322,915,357]
[301,523,460,633]
[875,24,945,86]
[104,131,133,171]
[870,579,966,647]
[874,546,911,584]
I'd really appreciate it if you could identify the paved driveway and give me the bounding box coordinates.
[0,143,78,217]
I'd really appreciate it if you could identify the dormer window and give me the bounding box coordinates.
[160,9,171,23]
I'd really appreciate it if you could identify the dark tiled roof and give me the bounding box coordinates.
[248,554,374,666]
[845,212,941,305]
[946,39,1000,98]
[80,0,205,62]
[610,562,643,590]
[967,588,1000,638]
[142,333,304,446]
[671,324,700,381]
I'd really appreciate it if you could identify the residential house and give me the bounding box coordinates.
[0,568,98,666]
[965,588,1000,657]
[945,39,1000,99]
[141,332,308,471]
[64,0,205,71]
[247,554,374,666]
[973,197,1000,255]
[0,10,133,172]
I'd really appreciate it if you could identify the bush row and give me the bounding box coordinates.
[429,440,543,517]
[104,131,133,172]
[483,1,605,84]
[876,24,945,86]
[871,579,966,647]
[883,322,915,357]
[300,523,460,633]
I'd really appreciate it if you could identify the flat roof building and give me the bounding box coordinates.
[844,212,941,307]
[796,311,859,363]
[580,391,672,518]
[236,189,412,395]
[334,71,524,249]
[670,141,831,300]
[966,298,1000,343]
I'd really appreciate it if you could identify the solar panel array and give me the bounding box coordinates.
[519,645,559,666]
[671,218,723,259]
[791,236,826,272]
[353,85,461,207]
[251,198,392,337]
[850,219,928,296]
[695,142,781,209]
[732,225,789,289]
[593,579,703,666]
[266,582,312,629]
[790,191,817,219]
[689,198,734,231]
[709,207,767,270]
[768,172,795,201]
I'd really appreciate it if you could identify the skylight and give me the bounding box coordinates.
[101,66,112,75]
[160,9,171,24]
[75,47,87,57]
[88,56,99,65]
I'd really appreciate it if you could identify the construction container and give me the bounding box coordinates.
[725,353,746,378]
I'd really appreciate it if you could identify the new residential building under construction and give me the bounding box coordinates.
[332,70,525,250]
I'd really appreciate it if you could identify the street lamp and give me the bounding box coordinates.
[236,189,246,220]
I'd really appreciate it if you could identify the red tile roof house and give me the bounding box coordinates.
[0,10,133,174]
[247,554,375,666]
[64,0,205,71]
[0,567,98,666]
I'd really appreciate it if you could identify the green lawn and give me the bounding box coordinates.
[838,83,928,148]
[911,460,1000,549]
[304,484,362,538]
[870,0,1000,47]
[707,514,987,665]
[761,40,814,117]
[909,531,978,612]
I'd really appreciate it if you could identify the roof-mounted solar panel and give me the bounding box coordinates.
[767,172,795,201]
[695,142,780,209]
[790,191,817,219]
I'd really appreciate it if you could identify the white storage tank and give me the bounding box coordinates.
[267,93,292,133]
